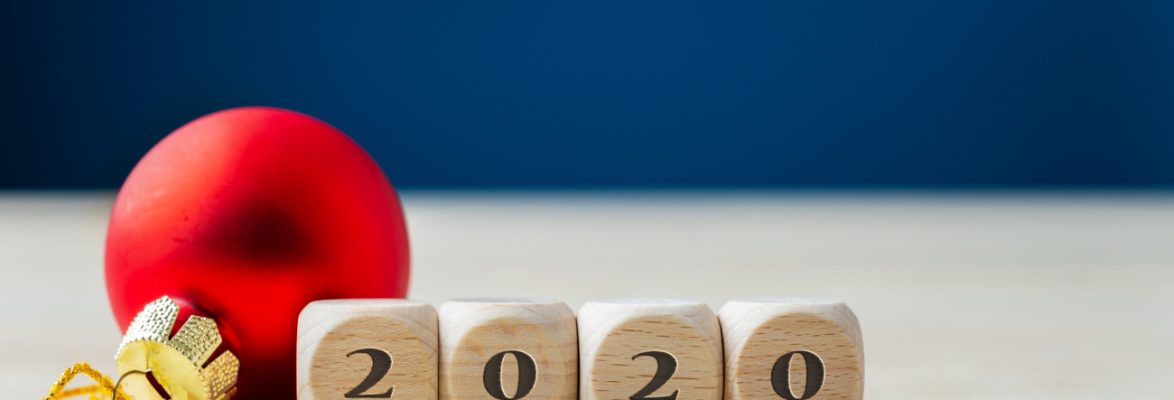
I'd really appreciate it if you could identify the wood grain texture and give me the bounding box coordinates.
[578,299,723,400]
[439,298,578,399]
[720,299,863,400]
[298,299,439,400]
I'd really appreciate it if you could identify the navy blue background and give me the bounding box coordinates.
[2,1,1172,189]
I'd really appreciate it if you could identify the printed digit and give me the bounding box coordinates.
[629,351,679,400]
[344,348,395,398]
[770,351,824,400]
[483,350,538,399]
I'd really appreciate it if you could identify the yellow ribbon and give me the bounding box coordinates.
[43,297,239,400]
[43,362,134,400]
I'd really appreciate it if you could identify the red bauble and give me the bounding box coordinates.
[105,107,410,399]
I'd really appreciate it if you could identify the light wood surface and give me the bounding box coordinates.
[720,299,864,400]
[438,298,578,399]
[578,299,723,400]
[3,191,1174,399]
[297,299,439,400]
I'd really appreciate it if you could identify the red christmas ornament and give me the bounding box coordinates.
[105,107,410,399]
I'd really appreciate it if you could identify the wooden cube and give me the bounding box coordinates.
[439,298,578,400]
[578,299,724,400]
[297,299,439,400]
[719,299,864,400]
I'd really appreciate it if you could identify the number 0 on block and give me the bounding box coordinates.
[439,299,578,400]
[719,299,864,400]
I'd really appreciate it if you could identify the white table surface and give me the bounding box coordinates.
[2,191,1172,399]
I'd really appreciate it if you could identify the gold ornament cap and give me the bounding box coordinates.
[114,296,239,400]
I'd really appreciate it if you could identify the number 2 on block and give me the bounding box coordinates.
[630,351,679,400]
[345,348,395,398]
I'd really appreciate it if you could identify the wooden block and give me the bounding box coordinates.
[297,299,439,400]
[578,299,724,400]
[439,298,578,400]
[719,299,864,400]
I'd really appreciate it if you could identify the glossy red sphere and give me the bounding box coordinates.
[105,107,410,399]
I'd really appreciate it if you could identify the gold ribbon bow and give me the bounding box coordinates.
[44,297,239,400]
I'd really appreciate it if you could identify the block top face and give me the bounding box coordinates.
[299,299,437,336]
[579,297,713,321]
[590,298,704,305]
[301,299,432,319]
[719,299,860,343]
[306,298,428,307]
[441,298,568,316]
[439,298,576,325]
[448,297,561,304]
[728,298,841,305]
[579,298,717,328]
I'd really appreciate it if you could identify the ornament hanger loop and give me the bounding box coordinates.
[111,369,148,400]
